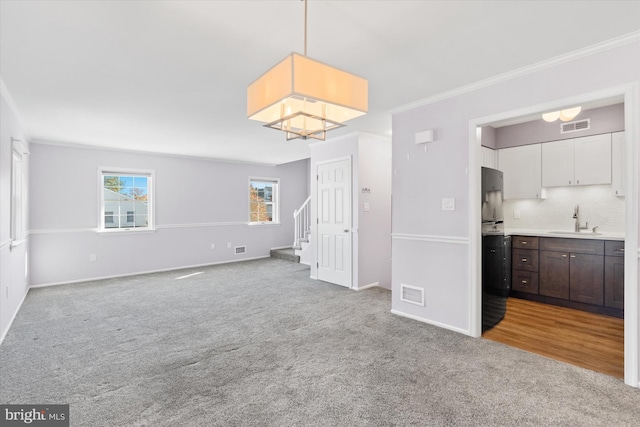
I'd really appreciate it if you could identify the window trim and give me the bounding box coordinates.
[248,177,280,226]
[10,138,29,248]
[97,167,155,234]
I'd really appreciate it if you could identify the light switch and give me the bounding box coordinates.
[363,202,370,212]
[441,198,455,211]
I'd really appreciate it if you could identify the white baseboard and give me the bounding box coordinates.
[390,309,470,336]
[310,275,317,280]
[0,287,30,346]
[299,261,310,266]
[270,245,292,250]
[356,282,379,291]
[29,256,270,288]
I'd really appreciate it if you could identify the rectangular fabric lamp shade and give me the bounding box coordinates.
[247,52,368,140]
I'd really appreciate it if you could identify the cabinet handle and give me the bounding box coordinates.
[521,241,527,245]
[569,180,571,185]
[521,280,527,284]
[490,249,496,253]
[570,255,576,258]
[577,179,580,184]
[521,258,527,262]
[618,248,625,253]
[561,254,568,258]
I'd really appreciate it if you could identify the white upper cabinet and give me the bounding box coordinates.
[541,134,612,187]
[498,144,543,200]
[480,146,497,169]
[611,131,626,196]
[541,139,574,187]
[574,134,612,185]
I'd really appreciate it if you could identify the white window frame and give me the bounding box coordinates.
[249,177,280,225]
[10,138,29,249]
[98,167,155,234]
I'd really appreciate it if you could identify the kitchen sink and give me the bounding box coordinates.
[548,231,602,235]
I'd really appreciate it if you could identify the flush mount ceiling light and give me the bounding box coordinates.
[247,0,368,141]
[542,106,582,122]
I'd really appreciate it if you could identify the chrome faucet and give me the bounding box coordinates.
[573,204,588,232]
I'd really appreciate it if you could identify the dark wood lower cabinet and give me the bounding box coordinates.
[539,250,569,299]
[569,253,604,305]
[605,255,625,310]
[511,236,623,318]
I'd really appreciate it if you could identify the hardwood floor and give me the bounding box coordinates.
[482,297,624,379]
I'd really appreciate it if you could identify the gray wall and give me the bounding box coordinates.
[0,92,30,342]
[495,103,624,148]
[29,143,309,285]
[391,40,639,340]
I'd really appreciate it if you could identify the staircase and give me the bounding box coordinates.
[293,196,312,265]
[269,196,312,264]
[270,248,300,263]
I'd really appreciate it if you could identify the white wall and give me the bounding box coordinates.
[29,143,309,286]
[0,90,30,342]
[391,39,639,375]
[357,134,392,289]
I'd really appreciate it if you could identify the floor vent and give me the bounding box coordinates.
[560,119,590,134]
[400,284,425,306]
[235,246,246,255]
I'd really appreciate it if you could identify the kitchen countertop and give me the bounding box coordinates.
[505,228,625,241]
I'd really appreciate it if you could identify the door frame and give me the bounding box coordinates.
[468,83,639,388]
[315,156,354,289]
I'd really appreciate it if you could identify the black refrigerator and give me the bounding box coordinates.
[481,167,511,331]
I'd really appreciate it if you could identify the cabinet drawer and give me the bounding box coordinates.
[512,249,539,272]
[512,270,539,294]
[605,240,625,257]
[512,236,539,250]
[540,237,604,255]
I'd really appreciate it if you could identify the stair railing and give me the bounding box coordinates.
[293,195,311,249]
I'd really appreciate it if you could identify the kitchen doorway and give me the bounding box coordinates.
[468,86,638,387]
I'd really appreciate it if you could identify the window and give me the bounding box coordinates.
[99,169,154,232]
[249,178,279,224]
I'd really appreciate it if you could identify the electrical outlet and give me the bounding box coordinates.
[513,209,521,219]
[89,254,97,262]
[227,242,232,249]
[211,243,216,250]
[5,285,8,298]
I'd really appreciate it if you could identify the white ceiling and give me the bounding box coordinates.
[1,1,639,165]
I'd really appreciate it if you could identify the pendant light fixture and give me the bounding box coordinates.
[247,0,368,141]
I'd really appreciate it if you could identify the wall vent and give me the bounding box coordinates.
[400,284,425,306]
[234,246,246,255]
[560,118,590,134]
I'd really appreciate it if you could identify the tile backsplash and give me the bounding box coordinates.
[503,185,625,233]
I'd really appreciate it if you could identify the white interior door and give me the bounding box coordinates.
[317,158,352,288]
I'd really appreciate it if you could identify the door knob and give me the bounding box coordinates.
[343,229,349,233]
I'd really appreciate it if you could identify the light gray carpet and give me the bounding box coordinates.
[1,258,639,426]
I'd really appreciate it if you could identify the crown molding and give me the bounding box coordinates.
[392,31,640,115]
